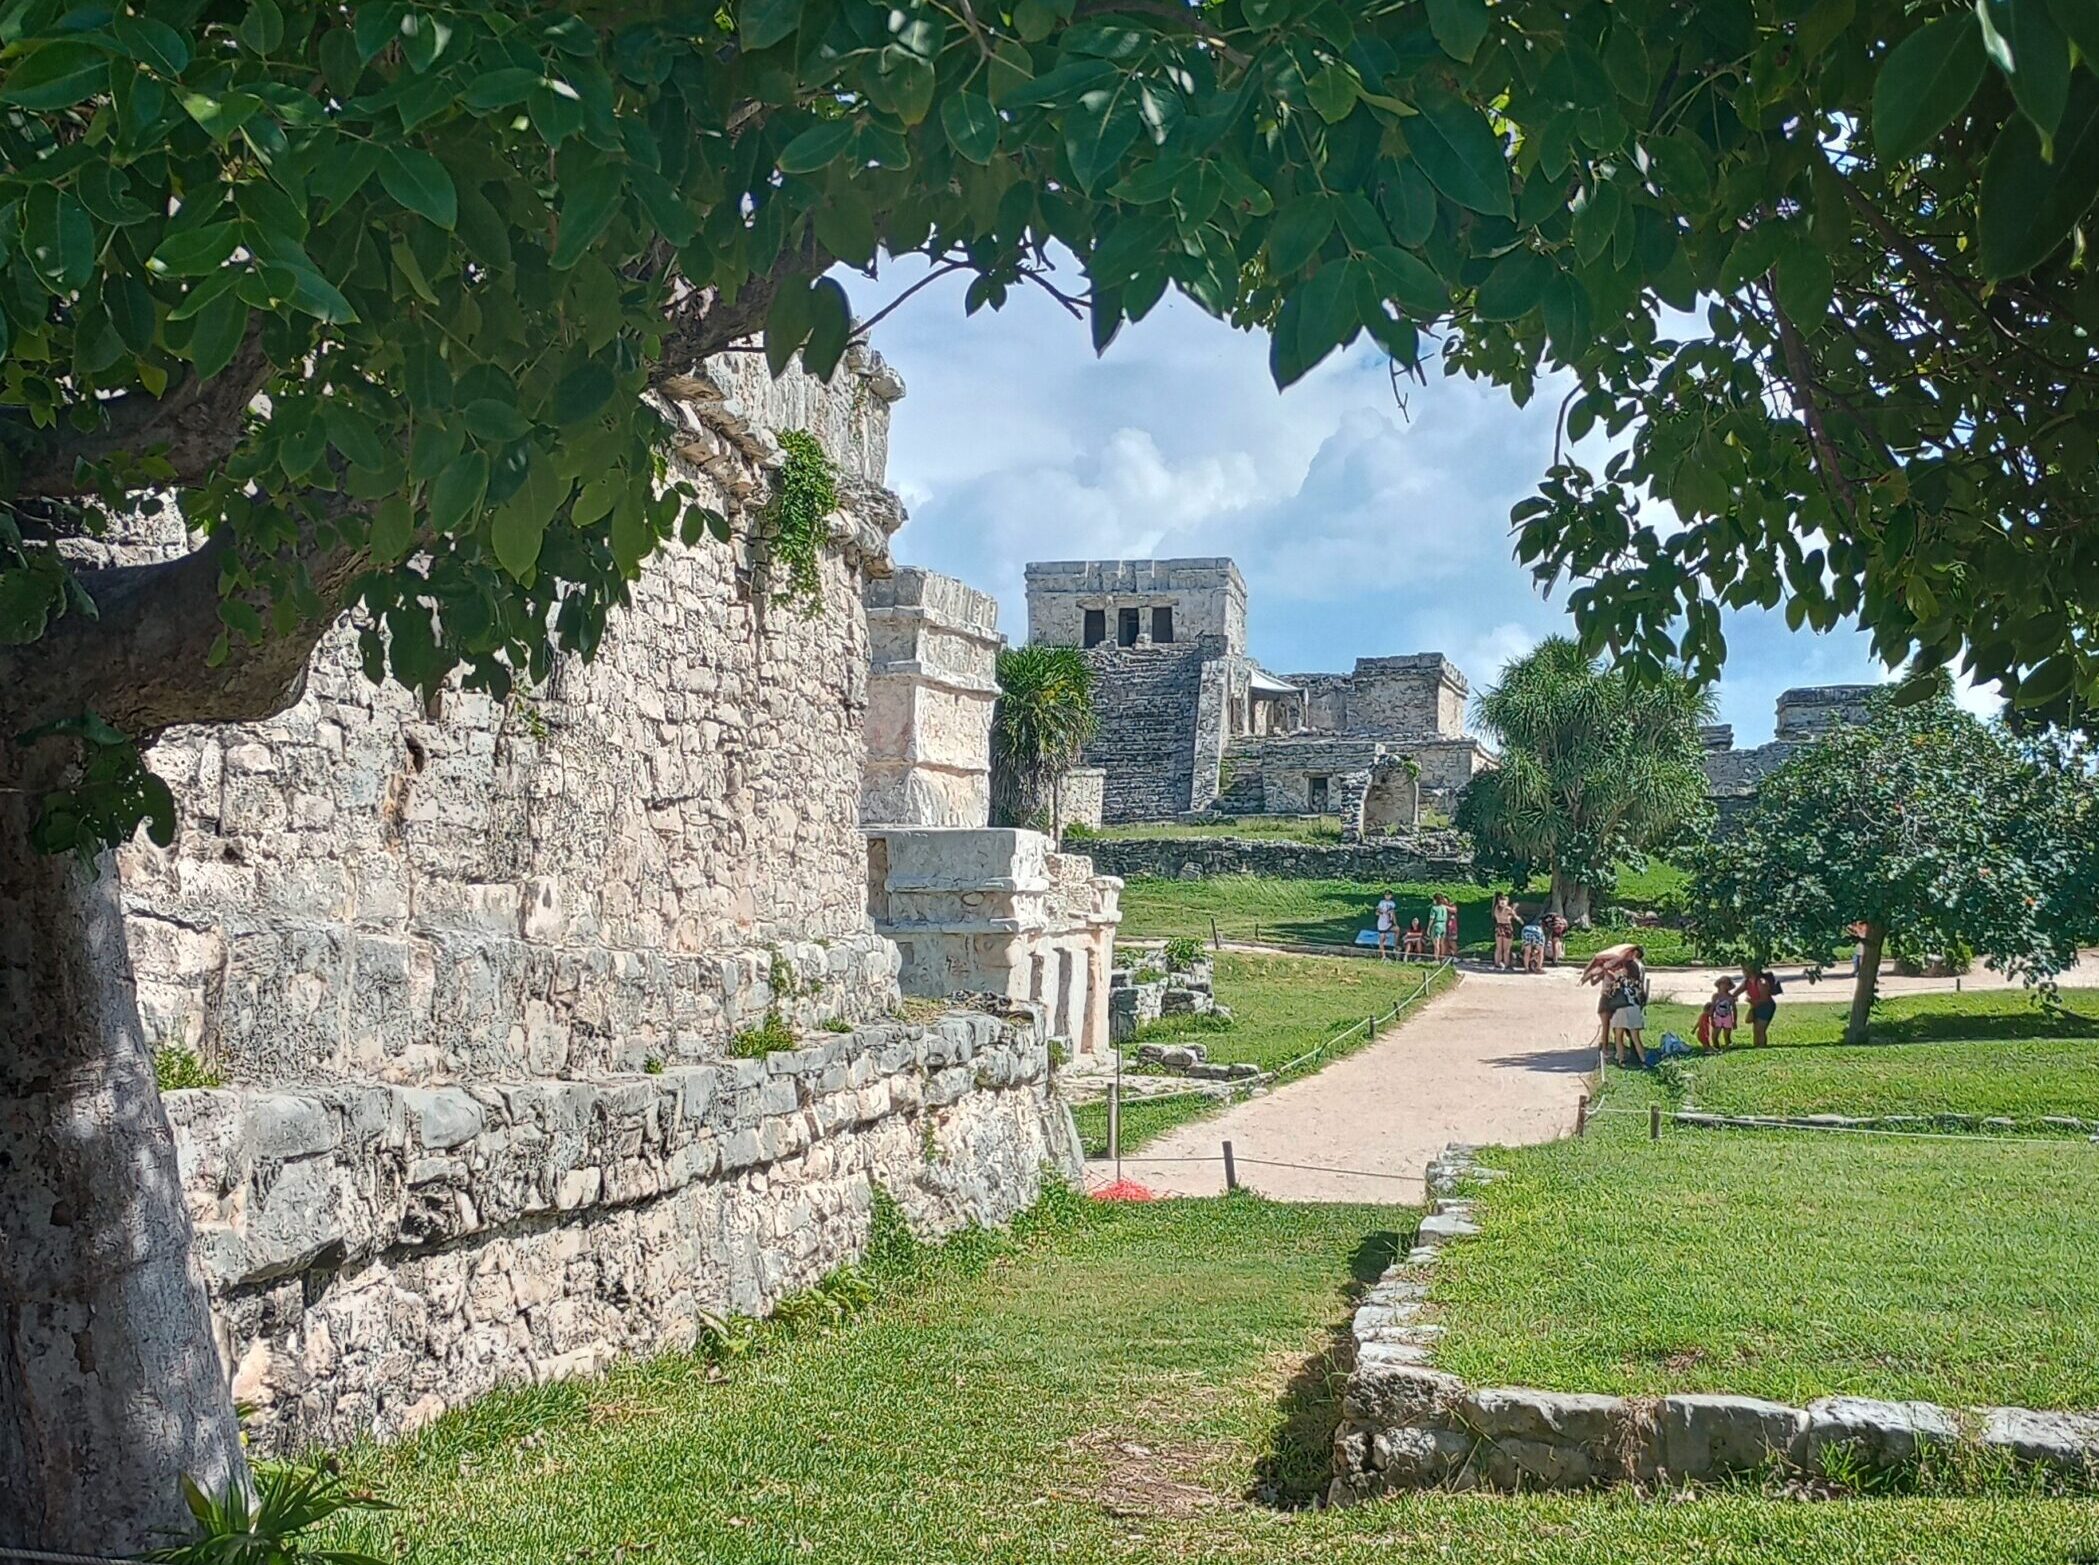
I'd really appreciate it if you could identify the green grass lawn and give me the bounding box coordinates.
[335,1190,2099,1565]
[1071,952,1457,1157]
[1430,1009,2099,1409]
[1118,872,1701,964]
[1642,990,2099,1123]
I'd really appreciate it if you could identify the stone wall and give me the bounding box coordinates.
[862,568,1001,828]
[1081,836,1470,885]
[172,1010,1080,1451]
[1024,557,1248,652]
[1078,642,1213,822]
[121,350,909,1084]
[1342,655,1469,739]
[1702,685,1878,804]
[1059,767,1106,831]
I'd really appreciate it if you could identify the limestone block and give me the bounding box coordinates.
[1654,1394,1808,1478]
[404,1088,486,1152]
[1978,1407,2099,1471]
[1458,1387,1624,1451]
[1800,1397,1963,1470]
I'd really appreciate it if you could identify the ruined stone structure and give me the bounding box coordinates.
[1025,558,1492,835]
[1703,686,1878,807]
[112,349,1087,1453]
[860,571,1121,1061]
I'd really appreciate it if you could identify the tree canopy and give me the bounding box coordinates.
[6,0,2099,852]
[1685,687,2099,1041]
[1453,635,1713,921]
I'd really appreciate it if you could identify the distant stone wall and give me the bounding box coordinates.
[1059,767,1106,831]
[1079,643,1212,822]
[172,1010,1080,1452]
[1024,557,1247,652]
[862,568,1001,829]
[1082,836,1470,885]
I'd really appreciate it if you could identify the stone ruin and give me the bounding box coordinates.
[1702,685,1878,811]
[1023,557,1494,835]
[860,569,1123,1062]
[107,346,1114,1453]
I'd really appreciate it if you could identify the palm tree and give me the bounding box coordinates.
[1455,637,1714,922]
[992,645,1098,833]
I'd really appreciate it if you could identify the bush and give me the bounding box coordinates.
[1060,819,1099,842]
[146,1460,391,1565]
[153,1046,221,1092]
[1162,936,1205,972]
[728,1012,798,1059]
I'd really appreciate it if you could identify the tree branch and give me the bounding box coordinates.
[1767,290,1858,517]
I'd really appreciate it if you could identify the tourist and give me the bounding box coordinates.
[1402,917,1426,960]
[1426,895,1450,961]
[1610,946,1650,1067]
[1741,964,1782,1046]
[1492,891,1518,970]
[1444,897,1461,960]
[1520,911,1546,973]
[1697,976,1738,1052]
[1375,890,1398,961]
[1544,911,1568,964]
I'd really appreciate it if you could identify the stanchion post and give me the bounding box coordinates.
[1222,1139,1238,1191]
[1576,1093,1588,1137]
[1108,1081,1121,1183]
[1211,915,1221,951]
[1650,1104,1662,1142]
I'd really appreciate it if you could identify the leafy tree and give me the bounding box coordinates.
[1455,637,1713,922]
[991,643,1097,831]
[7,0,2099,1544]
[1686,688,2099,1043]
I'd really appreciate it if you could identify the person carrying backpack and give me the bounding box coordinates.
[1741,964,1782,1047]
[1610,946,1651,1067]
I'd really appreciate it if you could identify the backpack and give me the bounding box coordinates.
[1765,972,1784,997]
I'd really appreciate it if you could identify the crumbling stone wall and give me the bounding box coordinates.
[1703,685,1879,809]
[1077,642,1214,822]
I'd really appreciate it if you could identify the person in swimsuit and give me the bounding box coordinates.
[1492,892,1518,970]
[1741,965,1780,1046]
[1375,891,1398,960]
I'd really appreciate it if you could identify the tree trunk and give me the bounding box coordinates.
[1548,869,1592,926]
[0,758,243,1553]
[1846,922,1886,1045]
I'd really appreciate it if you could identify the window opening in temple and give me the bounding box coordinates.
[1151,606,1174,644]
[1082,608,1106,648]
[1118,607,1140,647]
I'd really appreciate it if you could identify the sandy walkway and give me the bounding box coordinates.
[1097,964,1598,1204]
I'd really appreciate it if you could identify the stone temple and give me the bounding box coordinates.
[105,345,1117,1453]
[1025,557,1494,835]
[1702,684,1878,812]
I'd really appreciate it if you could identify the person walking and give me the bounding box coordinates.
[1492,892,1518,970]
[1610,946,1651,1067]
[1741,964,1782,1047]
[1444,897,1462,960]
[1426,894,1450,961]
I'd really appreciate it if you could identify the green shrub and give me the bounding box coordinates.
[1162,936,1205,972]
[153,1045,221,1092]
[146,1459,391,1565]
[728,1012,798,1059]
[821,1017,855,1033]
[643,1055,665,1075]
[1060,819,1099,841]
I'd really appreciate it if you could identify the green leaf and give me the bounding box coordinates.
[490,497,548,579]
[464,398,533,443]
[1364,245,1450,316]
[2047,0,2099,62]
[553,360,616,425]
[180,90,262,141]
[778,120,855,175]
[801,277,852,380]
[354,4,407,61]
[111,14,190,75]
[741,0,804,51]
[550,175,623,269]
[378,149,457,229]
[106,273,156,352]
[184,291,249,378]
[941,92,1001,164]
[24,187,95,294]
[876,48,937,127]
[610,495,653,574]
[1065,74,1149,193]
[1874,12,1989,161]
[1407,89,1514,218]
[466,68,542,111]
[1978,0,2072,147]
[324,402,387,469]
[1979,86,2099,278]
[370,496,414,562]
[1474,248,1552,321]
[1775,246,1835,324]
[766,275,816,375]
[239,0,286,55]
[1540,270,1593,361]
[0,40,109,110]
[1425,0,1491,64]
[1306,63,1358,124]
[427,450,490,532]
[149,222,241,276]
[1267,194,1336,275]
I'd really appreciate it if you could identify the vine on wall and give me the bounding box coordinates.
[765,431,837,611]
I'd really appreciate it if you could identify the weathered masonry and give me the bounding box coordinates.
[1024,557,1493,833]
[1702,685,1877,813]
[118,349,1086,1453]
[862,569,1122,1061]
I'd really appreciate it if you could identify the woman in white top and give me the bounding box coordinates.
[1375,892,1398,960]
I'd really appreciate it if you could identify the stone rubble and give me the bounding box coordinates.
[1329,1144,2099,1501]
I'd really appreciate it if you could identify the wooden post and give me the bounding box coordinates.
[1211,915,1221,951]
[1650,1104,1662,1142]
[1107,1081,1121,1182]
[1222,1139,1239,1191]
[1576,1093,1589,1137]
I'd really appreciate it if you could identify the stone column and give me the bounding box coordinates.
[861,568,1002,828]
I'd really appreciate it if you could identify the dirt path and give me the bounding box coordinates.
[1097,965,1599,1205]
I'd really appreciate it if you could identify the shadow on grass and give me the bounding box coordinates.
[1711,1001,2099,1054]
[1247,1227,1407,1511]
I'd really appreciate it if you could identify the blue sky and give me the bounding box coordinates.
[840,263,1908,746]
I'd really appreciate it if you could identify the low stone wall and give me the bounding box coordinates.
[169,1010,1080,1453]
[1330,1147,2099,1502]
[1081,837,1470,885]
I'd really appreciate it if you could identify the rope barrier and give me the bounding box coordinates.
[0,1548,137,1564]
[1584,1103,2094,1147]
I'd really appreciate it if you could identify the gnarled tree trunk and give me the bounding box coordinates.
[1846,921,1886,1045]
[1547,869,1592,926]
[0,756,244,1554]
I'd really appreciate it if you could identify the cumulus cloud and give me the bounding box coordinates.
[839,259,1899,744]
